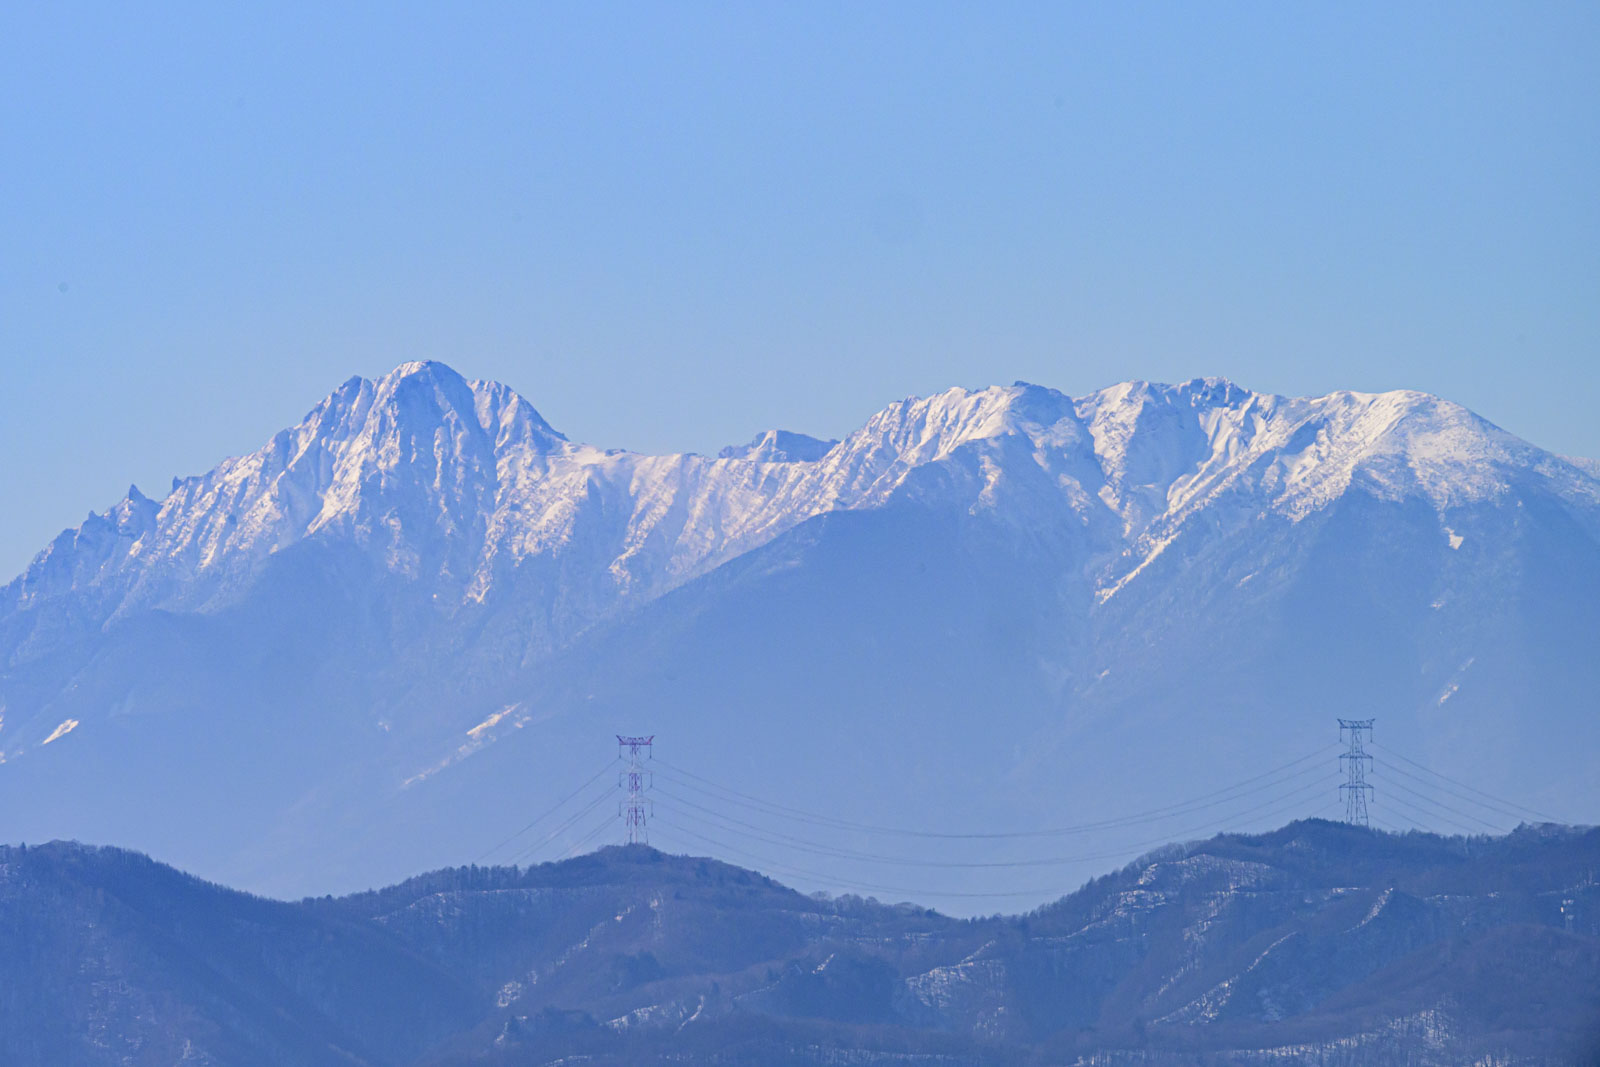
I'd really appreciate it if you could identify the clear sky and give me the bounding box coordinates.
[2,2,1597,579]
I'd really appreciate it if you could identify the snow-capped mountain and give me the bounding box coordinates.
[2,361,1597,903]
[15,361,1590,637]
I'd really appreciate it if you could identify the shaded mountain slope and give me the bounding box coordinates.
[0,842,481,1067]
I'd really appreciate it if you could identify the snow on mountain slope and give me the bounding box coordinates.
[1565,454,1600,480]
[2,362,1597,901]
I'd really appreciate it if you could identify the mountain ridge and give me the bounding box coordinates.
[12,363,1595,627]
[2,821,1596,1066]
[1,362,1597,906]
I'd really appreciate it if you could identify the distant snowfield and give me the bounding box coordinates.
[0,361,1596,907]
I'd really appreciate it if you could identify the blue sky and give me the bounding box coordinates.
[2,2,1597,578]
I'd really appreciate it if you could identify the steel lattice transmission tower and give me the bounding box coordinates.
[617,735,654,845]
[1339,718,1375,827]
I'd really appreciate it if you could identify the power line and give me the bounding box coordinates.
[1380,793,1484,837]
[655,749,1334,837]
[655,778,1336,881]
[1376,751,1548,825]
[651,746,1337,840]
[650,821,1080,901]
[473,758,619,863]
[654,788,1135,869]
[652,775,1338,870]
[652,772,1337,866]
[506,787,618,865]
[655,759,1332,842]
[653,785,1340,902]
[1380,778,1508,833]
[562,814,621,859]
[475,732,1556,904]
[1381,796,1460,836]
[1369,742,1560,823]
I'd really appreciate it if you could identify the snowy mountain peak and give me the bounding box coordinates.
[388,358,457,381]
[336,360,567,452]
[717,430,838,463]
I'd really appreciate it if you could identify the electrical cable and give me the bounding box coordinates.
[651,774,1339,870]
[1376,756,1547,824]
[652,781,1339,902]
[477,739,1556,879]
[654,776,1337,889]
[1378,777,1507,833]
[655,759,1332,843]
[651,745,1337,840]
[650,821,1068,900]
[507,787,618,865]
[1379,793,1478,836]
[480,736,1556,900]
[1369,742,1560,822]
[473,758,620,863]
[561,814,621,859]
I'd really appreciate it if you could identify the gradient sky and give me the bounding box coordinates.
[2,2,1597,579]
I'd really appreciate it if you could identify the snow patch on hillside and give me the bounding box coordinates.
[42,719,79,745]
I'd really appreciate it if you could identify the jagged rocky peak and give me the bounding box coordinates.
[1175,374,1250,405]
[851,378,1261,463]
[834,378,1258,485]
[997,380,1078,425]
[718,429,837,463]
[109,485,159,531]
[842,384,1026,464]
[313,360,568,456]
[1070,378,1256,452]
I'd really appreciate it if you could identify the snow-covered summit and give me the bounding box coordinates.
[717,430,838,463]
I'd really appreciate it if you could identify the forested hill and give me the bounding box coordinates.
[1,819,1597,1065]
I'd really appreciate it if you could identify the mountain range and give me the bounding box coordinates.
[2,361,1597,903]
[3,821,1596,1065]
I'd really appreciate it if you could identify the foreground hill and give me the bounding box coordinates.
[2,363,1597,898]
[1,821,1596,1065]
